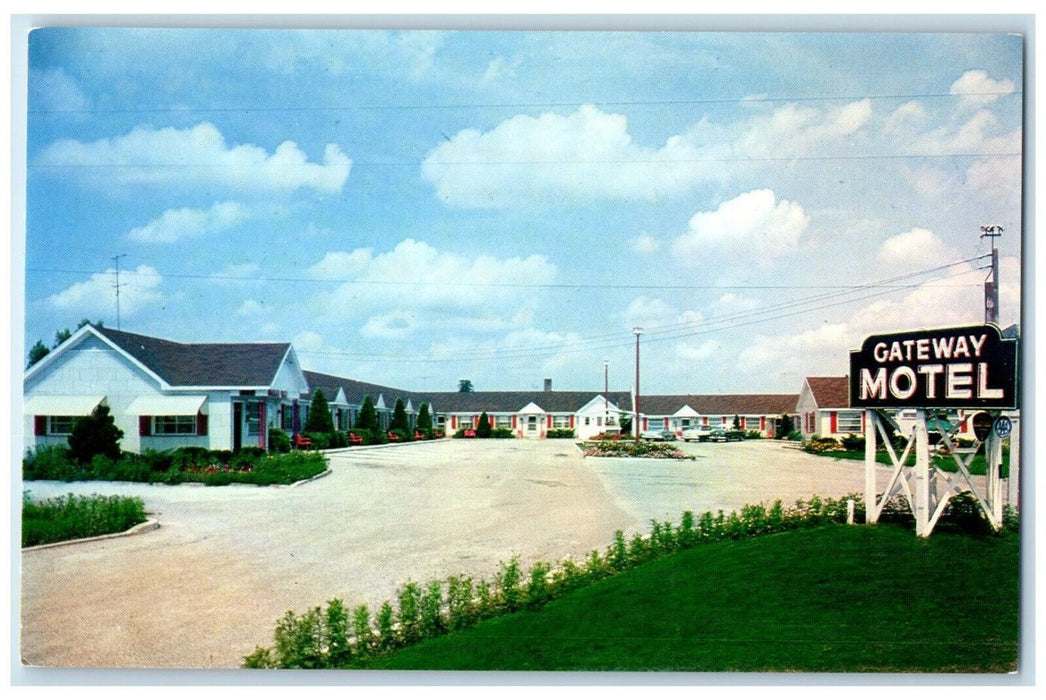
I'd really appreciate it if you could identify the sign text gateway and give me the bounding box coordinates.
[849,324,1017,409]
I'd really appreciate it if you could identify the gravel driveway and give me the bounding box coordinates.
[19,439,868,669]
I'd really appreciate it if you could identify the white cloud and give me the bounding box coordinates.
[482,55,522,84]
[237,299,266,317]
[631,233,660,254]
[673,189,810,263]
[950,69,1016,108]
[877,228,951,269]
[46,265,162,317]
[883,100,927,134]
[29,66,91,114]
[37,122,351,194]
[421,105,713,207]
[733,99,872,158]
[128,201,248,243]
[361,312,420,340]
[307,239,557,339]
[307,250,373,280]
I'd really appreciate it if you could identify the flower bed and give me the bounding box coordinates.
[580,439,695,460]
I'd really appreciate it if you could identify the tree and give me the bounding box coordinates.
[304,389,335,434]
[458,379,474,393]
[355,395,379,433]
[416,403,433,435]
[778,413,794,439]
[27,340,49,368]
[67,404,124,465]
[53,329,72,348]
[390,398,409,433]
[476,411,492,438]
[732,414,741,430]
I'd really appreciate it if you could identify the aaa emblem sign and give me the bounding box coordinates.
[849,324,1018,409]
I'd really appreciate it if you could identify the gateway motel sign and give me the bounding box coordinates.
[849,323,1019,538]
[849,324,1018,410]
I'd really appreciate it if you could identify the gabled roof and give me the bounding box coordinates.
[303,370,418,410]
[94,326,292,388]
[414,391,634,414]
[640,394,799,416]
[803,376,850,409]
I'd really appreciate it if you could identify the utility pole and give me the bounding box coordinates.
[112,254,127,330]
[980,225,1003,325]
[633,328,643,444]
[603,359,609,431]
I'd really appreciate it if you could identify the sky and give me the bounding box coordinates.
[17,24,1025,395]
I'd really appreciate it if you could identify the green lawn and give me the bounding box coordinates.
[358,524,1019,672]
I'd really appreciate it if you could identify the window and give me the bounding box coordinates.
[48,416,77,435]
[837,411,862,433]
[154,415,196,435]
[495,415,513,428]
[552,415,570,429]
[458,415,474,429]
[246,403,262,436]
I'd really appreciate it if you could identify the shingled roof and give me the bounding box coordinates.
[303,371,419,407]
[804,376,850,409]
[412,390,634,414]
[641,394,799,416]
[95,326,292,388]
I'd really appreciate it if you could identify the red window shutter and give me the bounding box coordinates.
[569,415,575,428]
[139,416,152,436]
[547,415,552,428]
[197,412,208,436]
[761,416,766,431]
[258,404,267,448]
[34,416,46,436]
[451,415,457,429]
[512,415,517,428]
[830,411,838,434]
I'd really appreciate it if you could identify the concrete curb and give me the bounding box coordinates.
[22,519,161,552]
[288,468,332,487]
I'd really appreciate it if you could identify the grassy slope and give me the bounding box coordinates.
[361,524,1019,672]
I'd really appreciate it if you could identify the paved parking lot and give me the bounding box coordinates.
[19,438,868,669]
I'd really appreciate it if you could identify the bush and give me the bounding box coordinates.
[840,433,865,451]
[268,428,291,454]
[744,430,763,440]
[803,436,843,454]
[546,429,575,439]
[490,428,515,439]
[23,445,78,481]
[22,491,146,547]
[67,405,123,465]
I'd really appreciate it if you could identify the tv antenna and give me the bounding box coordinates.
[112,254,127,329]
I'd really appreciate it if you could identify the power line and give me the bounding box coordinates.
[28,89,1021,116]
[294,256,988,364]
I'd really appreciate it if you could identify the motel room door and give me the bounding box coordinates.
[524,414,541,437]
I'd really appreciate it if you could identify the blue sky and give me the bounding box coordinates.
[19,26,1024,394]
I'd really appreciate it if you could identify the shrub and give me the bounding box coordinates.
[304,389,335,435]
[476,412,492,438]
[268,428,291,453]
[67,405,123,465]
[840,433,865,451]
[490,428,515,439]
[22,491,146,547]
[525,562,552,609]
[497,558,523,612]
[23,445,78,481]
[420,581,446,639]
[396,581,423,644]
[304,432,330,450]
[546,429,575,439]
[803,436,843,454]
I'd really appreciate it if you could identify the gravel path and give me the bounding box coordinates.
[19,439,871,669]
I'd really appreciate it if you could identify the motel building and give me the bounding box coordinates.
[28,325,1001,454]
[797,375,983,442]
[23,324,310,454]
[638,394,800,438]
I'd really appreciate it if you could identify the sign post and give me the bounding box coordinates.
[850,324,1018,537]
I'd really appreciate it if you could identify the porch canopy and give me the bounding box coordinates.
[125,395,208,416]
[23,395,105,416]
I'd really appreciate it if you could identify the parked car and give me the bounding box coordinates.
[708,429,745,442]
[640,429,676,441]
[681,425,712,442]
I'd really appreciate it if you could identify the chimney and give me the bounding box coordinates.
[544,378,552,392]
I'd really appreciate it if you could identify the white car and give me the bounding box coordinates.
[681,425,713,442]
[640,429,676,441]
